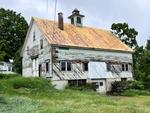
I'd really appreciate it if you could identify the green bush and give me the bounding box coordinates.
[111,81,130,95]
[129,80,144,90]
[0,73,20,79]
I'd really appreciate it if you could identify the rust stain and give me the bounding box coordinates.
[33,17,133,52]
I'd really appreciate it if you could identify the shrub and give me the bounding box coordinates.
[0,73,20,79]
[129,80,144,90]
[12,77,53,90]
[111,81,130,95]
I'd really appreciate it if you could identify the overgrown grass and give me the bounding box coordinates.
[0,75,150,113]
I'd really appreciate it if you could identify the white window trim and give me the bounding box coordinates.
[60,61,72,72]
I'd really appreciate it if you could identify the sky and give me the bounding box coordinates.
[0,0,150,46]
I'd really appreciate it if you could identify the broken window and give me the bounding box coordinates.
[83,62,88,71]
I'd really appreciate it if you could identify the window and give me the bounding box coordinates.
[68,79,86,86]
[67,62,71,71]
[61,62,66,71]
[107,63,111,71]
[40,39,43,49]
[27,46,29,55]
[46,62,49,73]
[122,64,125,71]
[121,78,127,81]
[60,61,72,71]
[71,18,74,24]
[33,32,35,41]
[122,64,129,71]
[126,64,129,71]
[77,17,81,24]
[100,82,103,86]
[83,62,88,71]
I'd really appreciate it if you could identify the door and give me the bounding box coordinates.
[96,80,106,93]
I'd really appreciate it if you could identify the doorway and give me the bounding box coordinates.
[39,64,42,77]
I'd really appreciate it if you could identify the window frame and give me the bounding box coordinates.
[122,64,129,72]
[77,17,81,24]
[67,62,72,71]
[83,62,88,71]
[40,39,43,49]
[99,82,103,86]
[46,62,49,73]
[60,61,72,71]
[107,62,111,71]
[71,18,74,24]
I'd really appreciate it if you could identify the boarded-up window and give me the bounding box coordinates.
[83,62,88,71]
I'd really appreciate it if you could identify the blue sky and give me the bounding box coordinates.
[0,0,150,46]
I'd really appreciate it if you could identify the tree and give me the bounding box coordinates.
[111,23,138,48]
[13,48,22,74]
[0,8,28,61]
[133,46,145,81]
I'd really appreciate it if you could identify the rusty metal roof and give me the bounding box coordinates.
[33,17,133,52]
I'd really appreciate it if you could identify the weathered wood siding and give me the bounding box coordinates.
[57,47,132,63]
[22,22,51,77]
[52,47,133,80]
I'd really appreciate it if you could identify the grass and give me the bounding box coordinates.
[0,74,150,113]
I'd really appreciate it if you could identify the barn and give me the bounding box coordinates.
[21,9,133,93]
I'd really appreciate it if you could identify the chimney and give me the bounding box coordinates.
[58,12,64,30]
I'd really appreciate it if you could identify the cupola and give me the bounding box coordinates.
[68,9,85,27]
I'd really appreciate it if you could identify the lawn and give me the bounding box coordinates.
[0,75,150,113]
